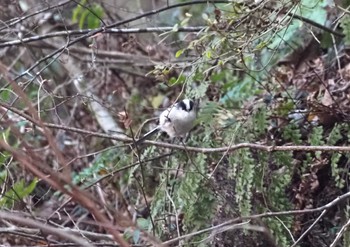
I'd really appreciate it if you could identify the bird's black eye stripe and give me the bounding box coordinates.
[177,100,194,112]
[177,101,186,111]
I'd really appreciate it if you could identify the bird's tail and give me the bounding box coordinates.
[134,126,161,146]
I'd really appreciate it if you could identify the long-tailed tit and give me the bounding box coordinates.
[136,99,197,144]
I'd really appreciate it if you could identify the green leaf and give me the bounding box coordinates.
[327,124,342,145]
[137,218,149,230]
[309,126,324,146]
[133,229,140,244]
[0,178,38,208]
[172,23,179,32]
[283,124,302,144]
[175,49,184,58]
[72,1,104,29]
[151,94,165,109]
[205,50,211,59]
[72,0,86,23]
[0,128,11,142]
[0,89,10,101]
[341,16,350,45]
[79,9,89,29]
[87,4,104,29]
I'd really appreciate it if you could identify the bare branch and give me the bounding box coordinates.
[330,217,350,247]
[164,191,350,245]
[290,210,327,247]
[12,0,228,81]
[0,0,71,32]
[0,26,206,48]
[0,210,94,247]
[2,99,350,154]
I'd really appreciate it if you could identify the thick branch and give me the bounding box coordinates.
[2,100,350,154]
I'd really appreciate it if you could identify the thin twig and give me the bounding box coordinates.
[12,1,229,81]
[290,209,327,247]
[0,0,71,32]
[330,217,350,247]
[0,211,93,247]
[0,26,207,48]
[163,191,350,245]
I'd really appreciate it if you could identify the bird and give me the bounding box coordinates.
[135,99,197,144]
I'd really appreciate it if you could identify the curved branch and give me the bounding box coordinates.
[2,101,350,154]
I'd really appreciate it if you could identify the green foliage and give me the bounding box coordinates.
[0,178,38,208]
[341,15,350,45]
[175,49,184,58]
[2,0,348,245]
[300,152,313,175]
[178,153,215,228]
[0,129,38,209]
[264,152,293,245]
[330,152,345,189]
[73,162,106,185]
[253,108,267,136]
[222,74,261,105]
[327,124,342,145]
[72,148,125,186]
[96,0,347,245]
[233,149,255,216]
[264,217,291,246]
[149,152,215,238]
[283,123,302,144]
[72,0,104,29]
[125,218,151,245]
[327,124,346,188]
[0,127,11,144]
[309,126,325,159]
[269,152,293,209]
[183,180,216,227]
[124,227,142,244]
[228,142,293,244]
[0,88,11,102]
[309,126,324,146]
[255,0,328,71]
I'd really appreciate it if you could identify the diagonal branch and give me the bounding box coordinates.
[330,217,350,247]
[163,191,350,245]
